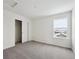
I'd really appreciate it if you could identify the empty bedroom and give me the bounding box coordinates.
[3,0,75,59]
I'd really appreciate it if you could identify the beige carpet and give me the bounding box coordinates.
[3,41,74,59]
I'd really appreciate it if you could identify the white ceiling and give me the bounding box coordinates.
[4,0,74,19]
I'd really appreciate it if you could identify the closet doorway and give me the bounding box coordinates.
[15,20,22,44]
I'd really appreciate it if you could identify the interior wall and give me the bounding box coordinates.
[3,9,31,49]
[31,17,53,44]
[72,8,75,52]
[31,11,73,48]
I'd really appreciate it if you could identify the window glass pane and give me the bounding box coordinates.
[53,17,68,38]
[54,17,67,28]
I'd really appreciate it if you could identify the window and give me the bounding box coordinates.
[53,15,69,39]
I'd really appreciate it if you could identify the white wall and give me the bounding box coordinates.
[31,16,52,43]
[72,8,75,52]
[31,12,72,48]
[3,9,31,49]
